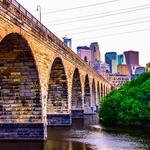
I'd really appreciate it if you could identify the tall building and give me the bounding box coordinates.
[117,64,130,76]
[63,37,72,48]
[108,73,130,88]
[105,52,118,73]
[146,62,150,72]
[124,50,139,65]
[124,50,139,74]
[118,54,126,65]
[90,42,101,62]
[77,42,109,77]
[131,66,145,79]
[135,67,145,75]
[92,61,110,77]
[77,42,101,66]
[77,46,92,65]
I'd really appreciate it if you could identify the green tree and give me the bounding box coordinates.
[100,72,150,127]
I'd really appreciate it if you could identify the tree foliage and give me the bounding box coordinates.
[100,72,150,127]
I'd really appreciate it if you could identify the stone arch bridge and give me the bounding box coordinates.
[0,0,111,140]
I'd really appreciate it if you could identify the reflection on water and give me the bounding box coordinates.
[0,141,45,150]
[0,115,150,150]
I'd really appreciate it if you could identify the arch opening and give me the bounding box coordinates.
[97,82,100,105]
[92,79,96,107]
[101,83,103,98]
[84,75,91,107]
[0,33,41,123]
[47,57,68,114]
[104,84,106,96]
[71,68,82,110]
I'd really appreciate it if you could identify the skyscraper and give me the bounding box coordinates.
[124,50,139,74]
[77,42,108,77]
[118,54,126,65]
[117,64,130,75]
[77,46,91,65]
[124,50,139,66]
[90,42,101,62]
[63,37,72,48]
[105,52,118,73]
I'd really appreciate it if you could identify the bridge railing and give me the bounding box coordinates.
[2,0,110,84]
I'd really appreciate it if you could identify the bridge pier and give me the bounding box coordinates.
[71,110,84,118]
[47,114,72,126]
[0,123,46,140]
[84,107,97,114]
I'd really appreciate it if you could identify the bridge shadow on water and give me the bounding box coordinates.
[0,141,45,150]
[46,114,98,150]
[1,114,150,150]
[0,115,98,150]
[0,115,150,150]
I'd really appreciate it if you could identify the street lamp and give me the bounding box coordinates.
[36,5,41,22]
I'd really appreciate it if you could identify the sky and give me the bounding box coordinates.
[16,0,150,66]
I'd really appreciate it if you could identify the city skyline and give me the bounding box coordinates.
[16,0,150,66]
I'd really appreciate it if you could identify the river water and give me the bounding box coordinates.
[0,115,150,150]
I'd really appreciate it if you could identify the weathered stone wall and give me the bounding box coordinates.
[71,68,82,110]
[47,57,68,114]
[0,123,44,140]
[0,33,42,123]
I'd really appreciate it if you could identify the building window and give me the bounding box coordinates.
[84,56,88,62]
[94,46,96,52]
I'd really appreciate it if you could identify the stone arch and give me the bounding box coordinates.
[91,79,96,107]
[0,33,42,123]
[71,68,82,110]
[84,74,91,107]
[47,57,68,114]
[97,82,100,105]
[101,83,103,98]
[104,84,106,96]
[106,86,108,95]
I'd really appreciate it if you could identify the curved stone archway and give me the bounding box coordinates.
[101,83,103,98]
[47,57,70,125]
[106,87,108,95]
[47,57,68,114]
[71,68,83,117]
[97,82,100,105]
[0,33,41,123]
[92,79,96,108]
[84,74,91,108]
[104,84,106,96]
[71,68,82,110]
[0,33,44,139]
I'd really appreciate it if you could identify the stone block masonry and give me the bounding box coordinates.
[0,0,111,140]
[47,114,71,126]
[0,123,44,140]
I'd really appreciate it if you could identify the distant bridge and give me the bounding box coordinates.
[0,0,111,140]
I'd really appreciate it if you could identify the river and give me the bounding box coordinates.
[0,115,150,150]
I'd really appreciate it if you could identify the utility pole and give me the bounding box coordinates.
[36,5,41,22]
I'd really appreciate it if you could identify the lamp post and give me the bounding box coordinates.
[36,5,41,22]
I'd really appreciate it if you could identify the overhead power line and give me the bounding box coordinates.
[55,15,150,33]
[46,4,150,26]
[66,19,150,35]
[74,27,150,41]
[42,0,120,14]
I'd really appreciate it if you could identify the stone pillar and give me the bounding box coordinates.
[81,74,85,110]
